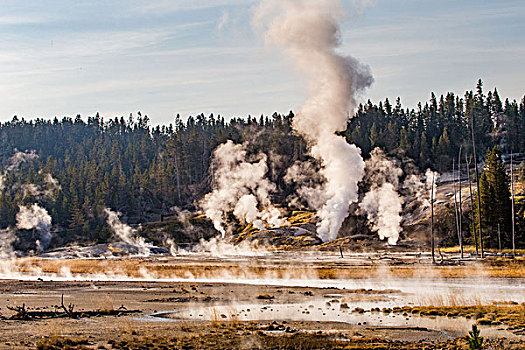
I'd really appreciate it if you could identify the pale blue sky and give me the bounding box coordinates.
[0,0,523,125]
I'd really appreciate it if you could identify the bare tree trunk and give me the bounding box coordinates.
[458,146,463,258]
[466,155,478,256]
[471,114,484,258]
[497,223,501,253]
[431,172,435,264]
[453,159,461,257]
[511,153,516,258]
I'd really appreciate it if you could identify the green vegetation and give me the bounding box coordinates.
[474,146,513,249]
[468,325,484,350]
[0,80,524,249]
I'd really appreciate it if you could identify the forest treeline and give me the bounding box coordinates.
[0,80,523,247]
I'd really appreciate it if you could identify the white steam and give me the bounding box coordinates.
[1,150,40,191]
[44,173,61,196]
[16,204,52,251]
[402,169,439,208]
[254,0,373,241]
[104,208,151,256]
[184,237,268,258]
[284,160,325,210]
[6,150,39,171]
[0,228,16,258]
[361,183,401,245]
[360,148,403,245]
[200,141,287,237]
[425,168,439,202]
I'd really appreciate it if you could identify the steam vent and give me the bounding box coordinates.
[0,0,523,348]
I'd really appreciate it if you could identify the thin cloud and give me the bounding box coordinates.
[131,0,252,15]
[0,14,57,26]
[217,11,230,33]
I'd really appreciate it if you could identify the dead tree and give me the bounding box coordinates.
[7,304,29,320]
[458,146,463,258]
[431,172,435,264]
[497,223,502,253]
[7,297,140,320]
[61,294,77,319]
[511,153,516,257]
[438,248,444,264]
[452,159,462,258]
[470,113,484,258]
[466,154,479,256]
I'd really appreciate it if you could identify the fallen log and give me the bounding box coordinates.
[9,308,141,320]
[7,296,140,320]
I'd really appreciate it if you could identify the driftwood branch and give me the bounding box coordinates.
[61,294,76,318]
[7,304,29,320]
[7,296,140,320]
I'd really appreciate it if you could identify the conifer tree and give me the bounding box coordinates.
[474,146,512,248]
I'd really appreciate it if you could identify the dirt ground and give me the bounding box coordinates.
[0,253,523,349]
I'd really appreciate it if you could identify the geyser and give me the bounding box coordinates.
[201,0,374,242]
[200,141,286,237]
[360,148,404,245]
[16,204,52,251]
[254,0,373,241]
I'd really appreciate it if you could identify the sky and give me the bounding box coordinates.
[0,0,523,125]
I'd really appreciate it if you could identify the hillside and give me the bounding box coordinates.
[0,80,524,251]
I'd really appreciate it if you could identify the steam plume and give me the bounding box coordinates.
[0,228,16,258]
[284,160,326,210]
[200,141,286,237]
[6,150,38,171]
[360,148,403,245]
[44,173,61,196]
[19,173,61,199]
[16,204,52,251]
[104,208,151,256]
[1,150,40,191]
[402,169,439,208]
[425,169,439,202]
[254,0,373,241]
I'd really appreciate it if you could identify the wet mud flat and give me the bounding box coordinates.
[0,254,523,349]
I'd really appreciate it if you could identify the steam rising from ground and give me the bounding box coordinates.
[360,148,403,245]
[0,229,16,258]
[200,141,286,237]
[254,0,372,241]
[402,169,439,209]
[202,0,374,242]
[0,150,61,253]
[16,204,52,251]
[6,150,39,171]
[173,237,269,258]
[192,1,435,246]
[1,150,40,190]
[104,208,151,256]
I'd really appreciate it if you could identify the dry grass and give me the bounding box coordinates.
[414,292,485,307]
[441,245,525,255]
[31,322,525,349]
[36,336,90,350]
[405,304,525,335]
[5,255,525,280]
